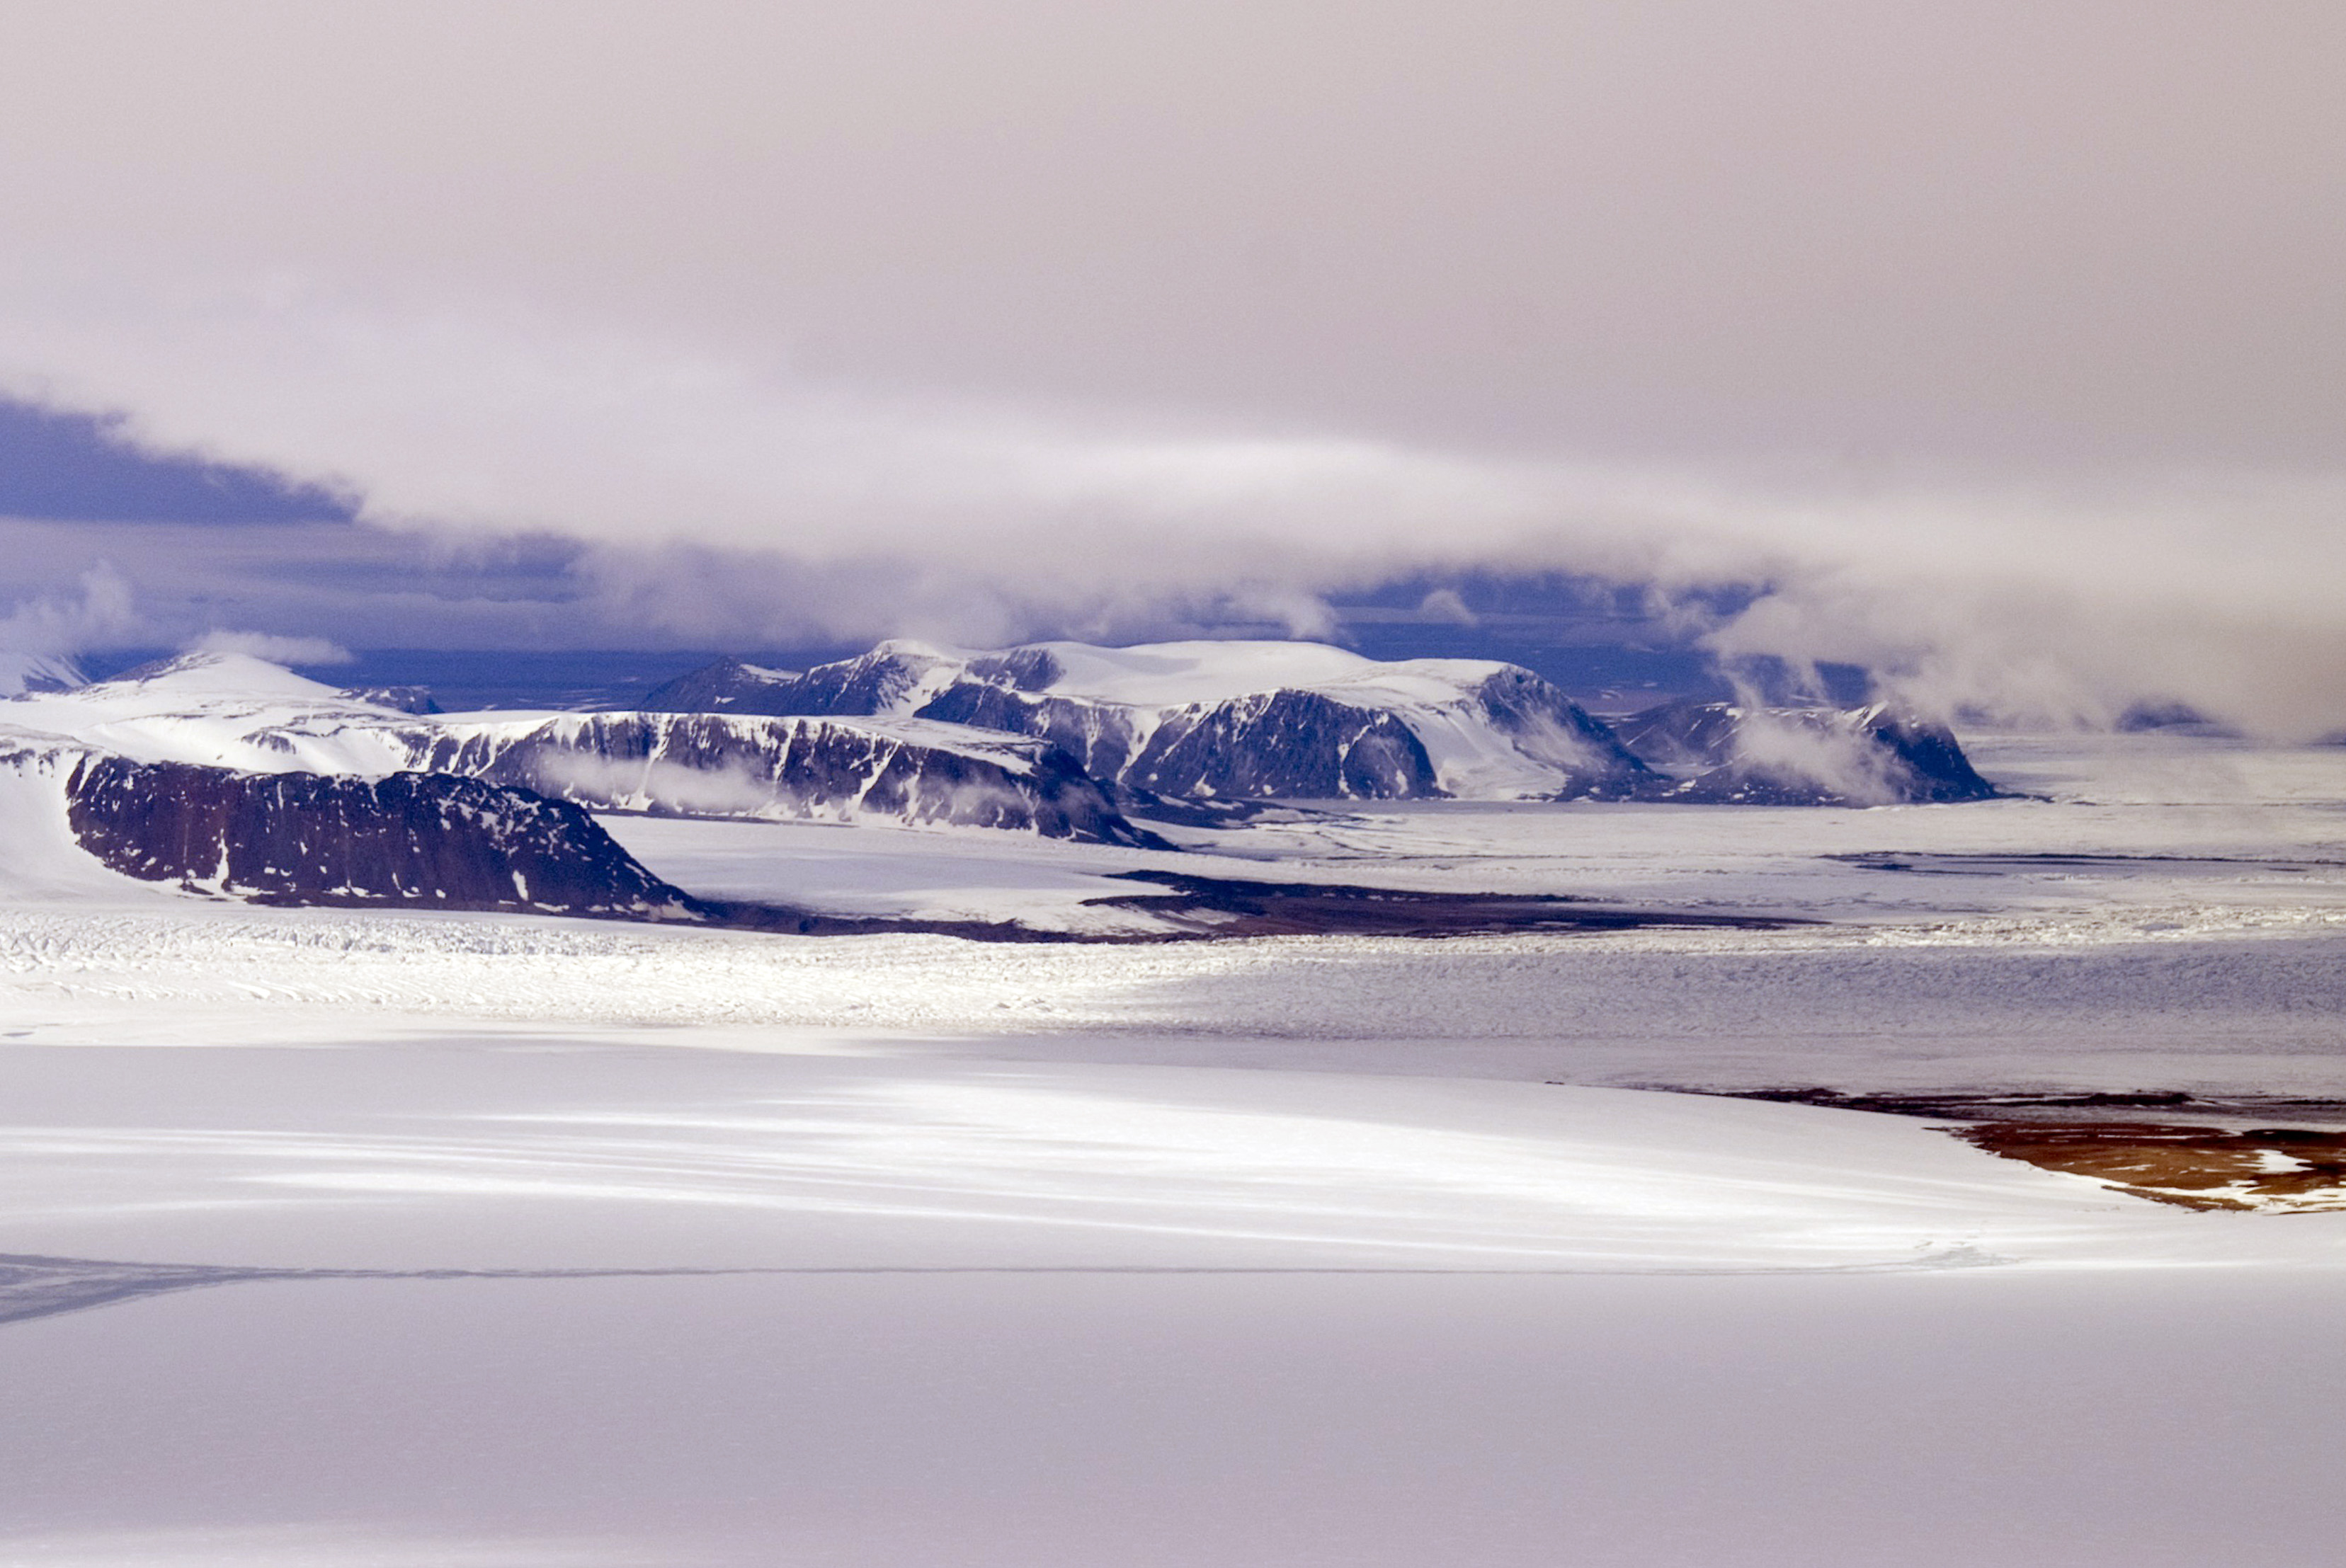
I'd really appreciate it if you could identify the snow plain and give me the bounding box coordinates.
[1,725,2344,1564]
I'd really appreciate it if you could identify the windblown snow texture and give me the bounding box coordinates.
[64,755,693,914]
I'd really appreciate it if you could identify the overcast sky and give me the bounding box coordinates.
[0,1,2340,728]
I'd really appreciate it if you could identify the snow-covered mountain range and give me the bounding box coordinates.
[1,652,1158,845]
[644,639,1999,807]
[644,640,1656,801]
[0,652,1166,915]
[0,641,2003,924]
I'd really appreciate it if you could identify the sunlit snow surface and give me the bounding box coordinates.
[2,728,2345,1564]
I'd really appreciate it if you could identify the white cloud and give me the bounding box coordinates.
[1416,588,1479,627]
[0,563,139,655]
[189,629,354,666]
[0,3,2339,732]
[4,289,2343,733]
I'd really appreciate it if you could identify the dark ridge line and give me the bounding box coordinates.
[693,871,1812,945]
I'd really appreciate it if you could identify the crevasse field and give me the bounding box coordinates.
[4,728,2345,1567]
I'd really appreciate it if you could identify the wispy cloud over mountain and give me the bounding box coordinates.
[0,1,2339,731]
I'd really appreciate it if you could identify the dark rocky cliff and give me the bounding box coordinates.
[1125,691,1440,799]
[64,756,695,915]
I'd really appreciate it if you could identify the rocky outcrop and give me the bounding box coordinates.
[1611,701,2000,806]
[64,755,695,915]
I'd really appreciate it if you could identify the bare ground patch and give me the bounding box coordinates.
[1949,1121,2346,1212]
[1680,1088,2346,1213]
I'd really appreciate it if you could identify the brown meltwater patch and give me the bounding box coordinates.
[1949,1121,2346,1212]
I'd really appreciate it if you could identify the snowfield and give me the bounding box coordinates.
[1,718,2344,1563]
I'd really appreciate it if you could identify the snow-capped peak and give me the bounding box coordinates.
[89,651,352,701]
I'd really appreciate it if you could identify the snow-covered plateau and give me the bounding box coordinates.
[2,672,2344,1565]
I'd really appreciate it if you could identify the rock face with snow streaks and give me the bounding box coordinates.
[64,756,692,914]
[392,711,1163,846]
[646,639,1654,802]
[1610,701,2000,806]
[4,653,1162,846]
[1121,691,1438,799]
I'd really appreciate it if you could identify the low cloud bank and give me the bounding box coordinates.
[0,3,2340,735]
[3,295,2341,738]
